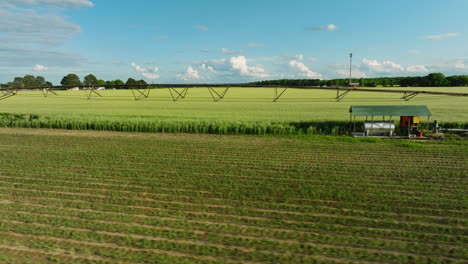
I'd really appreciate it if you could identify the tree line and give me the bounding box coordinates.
[2,75,53,88]
[2,73,148,89]
[3,72,468,89]
[252,73,468,87]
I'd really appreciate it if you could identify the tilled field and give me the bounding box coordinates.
[0,128,466,264]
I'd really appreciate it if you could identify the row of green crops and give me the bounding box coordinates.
[0,129,466,263]
[0,112,353,135]
[1,112,466,136]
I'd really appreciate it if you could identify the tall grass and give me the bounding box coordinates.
[0,113,352,135]
[1,112,466,136]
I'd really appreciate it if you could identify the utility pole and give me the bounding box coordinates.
[349,53,353,86]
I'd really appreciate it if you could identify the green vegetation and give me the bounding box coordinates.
[0,88,466,135]
[4,72,467,88]
[5,75,53,88]
[0,128,466,263]
[61,73,83,87]
[254,73,468,87]
[83,74,98,86]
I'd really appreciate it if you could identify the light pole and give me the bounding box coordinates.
[349,53,353,86]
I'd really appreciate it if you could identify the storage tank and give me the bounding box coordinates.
[364,121,395,136]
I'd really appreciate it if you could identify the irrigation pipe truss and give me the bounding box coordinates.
[1,84,467,102]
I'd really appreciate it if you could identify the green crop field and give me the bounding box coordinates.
[0,87,466,136]
[0,128,466,264]
[1,87,467,121]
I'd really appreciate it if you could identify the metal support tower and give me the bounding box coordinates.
[42,87,58,97]
[131,86,151,100]
[0,88,18,100]
[401,91,419,101]
[273,87,288,102]
[169,86,189,101]
[84,87,102,99]
[207,86,230,102]
[336,88,352,102]
[349,53,353,85]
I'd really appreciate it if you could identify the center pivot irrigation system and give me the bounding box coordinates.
[1,84,468,102]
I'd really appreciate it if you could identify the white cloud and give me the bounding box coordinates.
[332,57,468,78]
[455,62,467,70]
[406,65,428,73]
[230,56,268,78]
[1,0,93,8]
[177,66,200,80]
[131,62,147,73]
[33,64,48,71]
[383,61,405,71]
[194,25,208,31]
[288,60,323,79]
[141,73,160,79]
[422,33,458,40]
[200,63,216,73]
[222,48,245,55]
[362,58,404,73]
[306,24,337,31]
[430,58,468,72]
[336,69,367,78]
[131,62,160,79]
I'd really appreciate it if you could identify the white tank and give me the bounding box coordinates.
[364,121,395,136]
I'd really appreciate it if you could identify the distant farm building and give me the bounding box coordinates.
[349,105,432,137]
[348,83,360,88]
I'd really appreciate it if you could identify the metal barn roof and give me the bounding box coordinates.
[350,105,432,117]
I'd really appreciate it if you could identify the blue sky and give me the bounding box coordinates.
[1,0,468,84]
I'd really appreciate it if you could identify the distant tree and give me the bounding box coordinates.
[367,81,377,87]
[125,78,137,86]
[23,75,36,87]
[425,73,448,87]
[137,79,147,85]
[61,74,82,87]
[113,79,124,85]
[35,76,46,87]
[12,77,24,88]
[96,79,106,86]
[83,74,98,86]
[7,75,52,88]
[105,79,124,88]
[447,75,468,86]
[380,78,390,87]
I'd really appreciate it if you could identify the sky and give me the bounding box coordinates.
[1,0,468,84]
